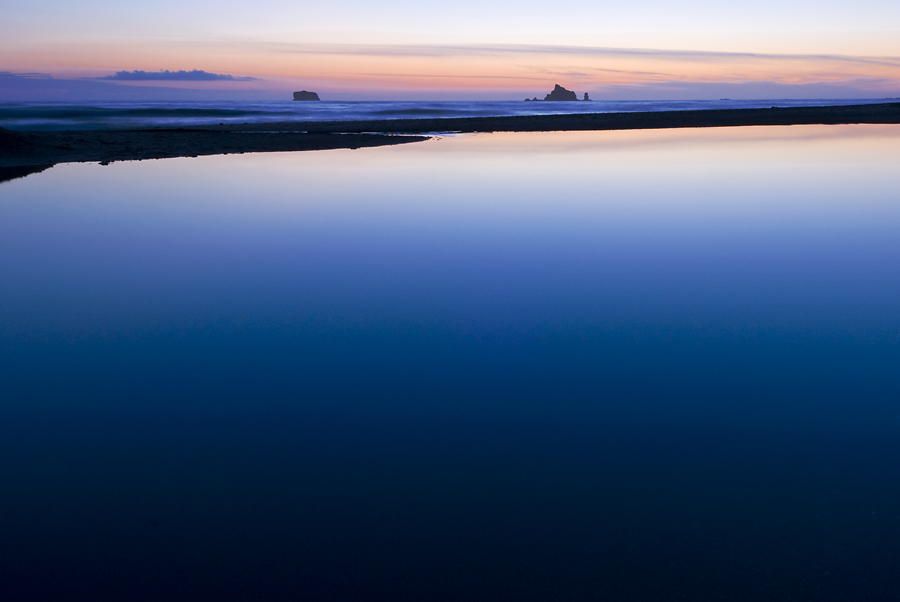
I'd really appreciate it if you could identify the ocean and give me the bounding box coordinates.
[1,98,896,130]
[2,125,900,600]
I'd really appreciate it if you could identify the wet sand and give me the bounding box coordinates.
[3,102,899,183]
[0,129,427,182]
[212,101,900,134]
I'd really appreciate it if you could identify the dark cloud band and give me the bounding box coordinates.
[101,70,256,81]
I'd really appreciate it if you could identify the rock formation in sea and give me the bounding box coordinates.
[544,84,578,101]
[584,92,591,101]
[293,91,321,101]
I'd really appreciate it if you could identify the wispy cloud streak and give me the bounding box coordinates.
[264,42,900,69]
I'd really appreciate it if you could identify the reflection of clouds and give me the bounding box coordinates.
[421,126,900,158]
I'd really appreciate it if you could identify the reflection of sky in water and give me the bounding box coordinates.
[2,125,900,600]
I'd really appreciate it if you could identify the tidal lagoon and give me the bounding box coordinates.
[2,125,900,600]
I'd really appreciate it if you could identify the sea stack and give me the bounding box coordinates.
[543,84,578,101]
[293,91,321,101]
[584,92,591,101]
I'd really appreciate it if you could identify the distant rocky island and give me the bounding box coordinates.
[526,84,589,101]
[293,91,321,101]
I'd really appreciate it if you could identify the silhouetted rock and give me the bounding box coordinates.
[544,84,577,101]
[584,92,591,101]
[293,91,321,101]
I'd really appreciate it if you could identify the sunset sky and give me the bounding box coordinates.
[3,0,900,99]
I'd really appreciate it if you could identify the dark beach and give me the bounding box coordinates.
[0,129,428,183]
[218,100,900,134]
[2,101,900,183]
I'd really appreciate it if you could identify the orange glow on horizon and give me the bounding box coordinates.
[5,39,900,97]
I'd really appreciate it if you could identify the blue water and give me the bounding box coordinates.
[0,98,896,130]
[2,126,900,600]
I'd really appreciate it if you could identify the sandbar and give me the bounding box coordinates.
[3,102,899,183]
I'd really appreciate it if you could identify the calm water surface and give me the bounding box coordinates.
[2,126,900,600]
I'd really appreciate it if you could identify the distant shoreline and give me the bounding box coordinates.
[209,101,900,134]
[3,102,899,182]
